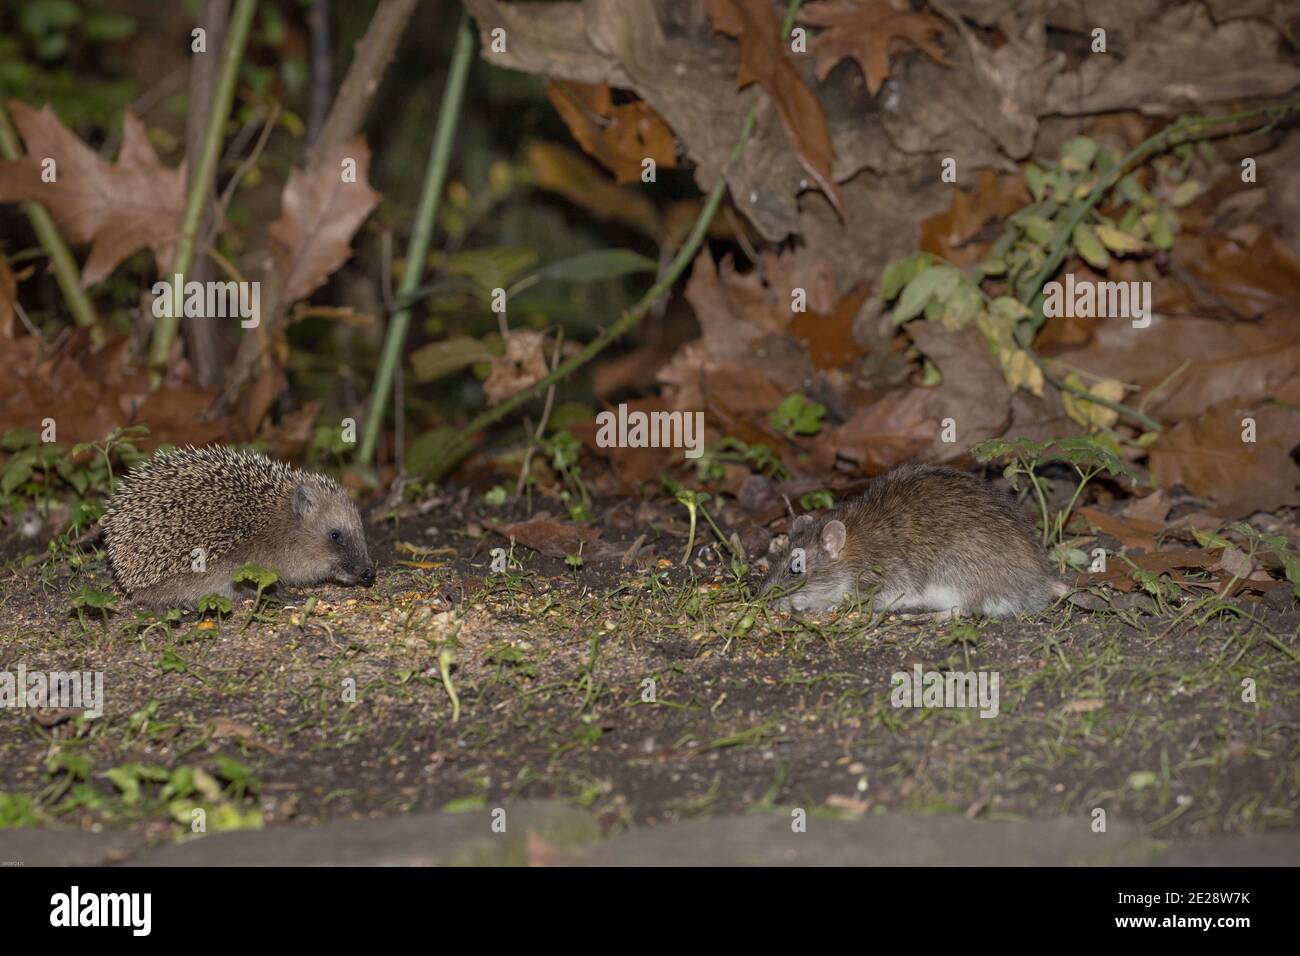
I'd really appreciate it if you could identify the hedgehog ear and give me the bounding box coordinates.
[791,514,815,536]
[291,482,319,517]
[820,520,847,560]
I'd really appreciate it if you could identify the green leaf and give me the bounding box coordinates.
[1021,215,1055,245]
[1073,223,1110,269]
[0,792,41,828]
[442,246,538,292]
[70,585,115,611]
[197,593,233,616]
[105,766,142,804]
[233,563,279,590]
[770,393,826,436]
[1,459,33,495]
[443,793,488,813]
[1060,136,1098,173]
[512,249,657,295]
[409,336,496,384]
[880,254,927,301]
[893,265,960,325]
[1024,164,1047,203]
[799,489,834,510]
[159,648,188,674]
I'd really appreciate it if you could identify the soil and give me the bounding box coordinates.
[1,489,1297,858]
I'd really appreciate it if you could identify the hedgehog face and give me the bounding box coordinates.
[289,481,376,588]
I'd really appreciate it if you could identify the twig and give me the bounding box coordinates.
[308,0,419,169]
[148,0,258,372]
[204,102,281,251]
[306,0,333,151]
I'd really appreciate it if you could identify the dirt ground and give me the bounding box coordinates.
[1,489,1297,859]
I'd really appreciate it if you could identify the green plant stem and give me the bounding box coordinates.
[681,503,698,565]
[357,12,475,466]
[433,0,806,478]
[148,0,259,371]
[1055,464,1100,543]
[700,503,744,562]
[0,104,97,329]
[1018,459,1052,547]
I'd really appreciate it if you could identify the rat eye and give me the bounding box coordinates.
[789,547,806,575]
[329,530,341,542]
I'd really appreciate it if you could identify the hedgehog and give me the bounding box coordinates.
[103,446,375,608]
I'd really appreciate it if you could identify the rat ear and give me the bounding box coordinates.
[291,482,319,517]
[791,514,815,536]
[820,519,847,560]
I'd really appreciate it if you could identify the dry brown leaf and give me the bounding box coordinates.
[1078,506,1161,552]
[787,283,869,370]
[812,385,932,473]
[799,0,953,95]
[1079,548,1223,593]
[1121,489,1173,525]
[0,103,183,285]
[266,136,381,304]
[1147,402,1300,519]
[920,169,1029,265]
[499,515,602,558]
[545,80,677,184]
[483,330,549,406]
[1047,310,1300,425]
[704,0,843,217]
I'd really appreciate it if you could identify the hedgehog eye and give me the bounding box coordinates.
[329,530,341,542]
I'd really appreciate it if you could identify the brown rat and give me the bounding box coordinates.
[761,463,1068,615]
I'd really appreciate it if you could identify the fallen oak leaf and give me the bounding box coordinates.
[704,0,843,217]
[545,80,677,184]
[1147,402,1300,519]
[1078,506,1162,553]
[495,515,602,558]
[0,102,184,285]
[266,136,381,304]
[799,0,953,95]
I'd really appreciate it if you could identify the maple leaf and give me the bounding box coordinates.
[704,0,843,217]
[798,0,953,95]
[0,101,184,286]
[545,80,677,185]
[266,136,381,304]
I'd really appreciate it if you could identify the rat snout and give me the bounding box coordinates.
[360,566,376,585]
